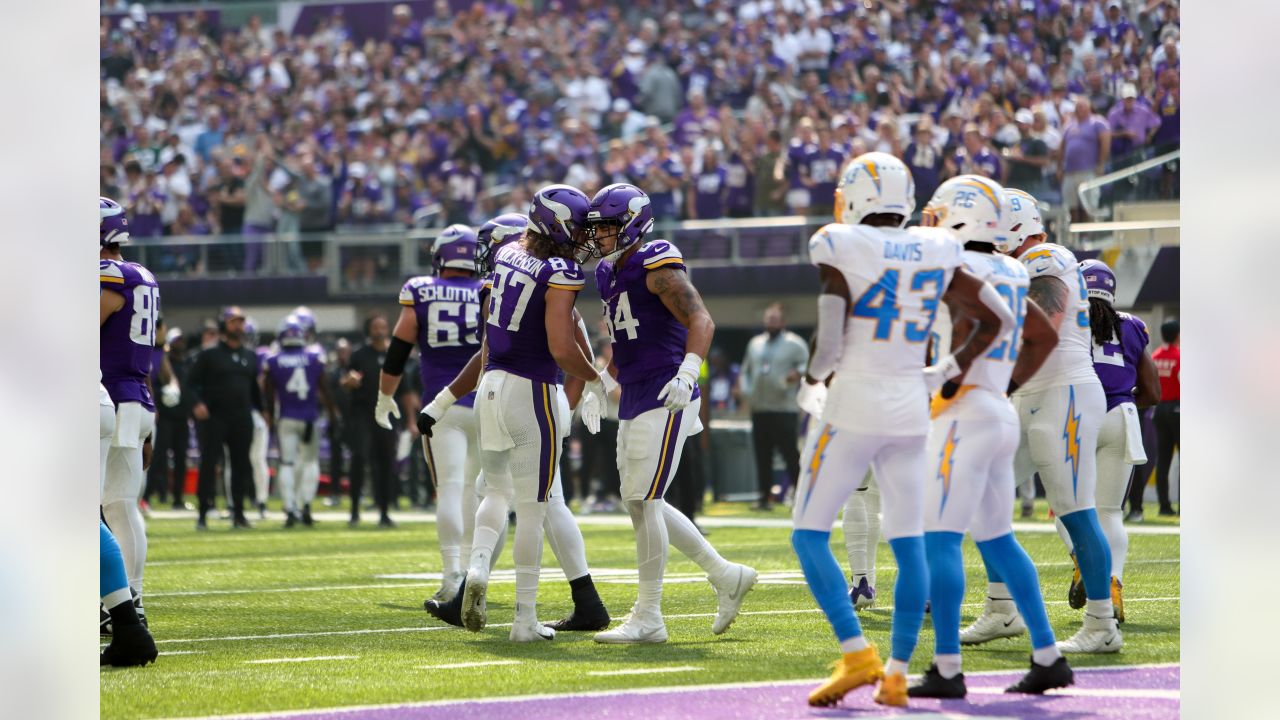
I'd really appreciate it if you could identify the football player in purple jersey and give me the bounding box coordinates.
[1055,260,1161,623]
[400,203,612,638]
[586,183,759,644]
[264,318,336,527]
[100,196,160,627]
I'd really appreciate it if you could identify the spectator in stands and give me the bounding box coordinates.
[241,137,277,273]
[905,121,944,212]
[689,145,728,220]
[752,130,787,217]
[1107,83,1162,161]
[947,123,1002,181]
[637,52,682,124]
[738,303,809,511]
[1059,97,1112,221]
[1005,109,1053,198]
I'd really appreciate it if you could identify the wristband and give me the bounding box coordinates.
[425,387,458,418]
[676,352,703,384]
[598,369,619,395]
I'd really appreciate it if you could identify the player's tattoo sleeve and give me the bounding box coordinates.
[649,267,714,358]
[1027,275,1069,317]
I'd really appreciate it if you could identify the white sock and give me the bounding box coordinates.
[103,499,147,595]
[301,460,320,504]
[512,499,548,621]
[935,654,962,679]
[1086,598,1115,619]
[1033,644,1062,666]
[491,513,508,571]
[628,498,668,616]
[435,483,464,577]
[544,495,588,581]
[663,502,731,579]
[1098,506,1128,582]
[839,635,868,653]
[887,659,910,677]
[278,463,296,513]
[102,587,132,610]
[469,494,509,575]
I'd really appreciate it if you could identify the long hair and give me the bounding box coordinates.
[1088,297,1121,346]
[524,229,576,261]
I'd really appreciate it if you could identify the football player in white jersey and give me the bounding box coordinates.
[793,153,1014,708]
[905,175,1073,698]
[960,188,1121,654]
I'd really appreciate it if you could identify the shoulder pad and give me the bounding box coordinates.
[399,275,429,306]
[638,239,685,270]
[1020,243,1076,278]
[807,223,846,266]
[100,259,126,285]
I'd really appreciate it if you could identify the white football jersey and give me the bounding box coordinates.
[1014,243,1099,393]
[932,250,1031,396]
[808,223,965,434]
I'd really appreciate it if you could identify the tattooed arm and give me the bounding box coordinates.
[647,266,715,359]
[1026,275,1069,331]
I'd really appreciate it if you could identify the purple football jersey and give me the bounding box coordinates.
[1093,312,1150,411]
[484,243,585,385]
[595,239,700,420]
[266,347,326,422]
[100,259,160,410]
[400,275,483,407]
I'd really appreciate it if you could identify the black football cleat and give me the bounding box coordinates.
[545,603,611,632]
[233,514,253,530]
[100,623,158,667]
[100,605,112,636]
[424,577,465,627]
[302,504,314,526]
[907,663,967,699]
[1006,656,1074,694]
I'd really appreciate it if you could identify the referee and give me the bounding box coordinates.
[188,306,262,530]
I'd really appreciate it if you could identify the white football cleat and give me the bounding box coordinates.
[432,571,464,603]
[960,602,1026,645]
[509,617,555,642]
[711,564,759,634]
[1056,613,1123,654]
[461,566,489,632]
[594,613,668,644]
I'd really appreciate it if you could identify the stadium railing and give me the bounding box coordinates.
[1077,148,1180,220]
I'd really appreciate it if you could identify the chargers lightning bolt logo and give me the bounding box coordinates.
[936,422,960,516]
[803,424,836,512]
[1063,386,1083,499]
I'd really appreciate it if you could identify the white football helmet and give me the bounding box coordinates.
[922,175,1013,250]
[834,152,915,227]
[1004,188,1046,252]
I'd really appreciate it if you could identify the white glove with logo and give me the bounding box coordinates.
[657,353,702,413]
[922,354,962,393]
[580,379,606,435]
[374,391,401,430]
[796,380,828,418]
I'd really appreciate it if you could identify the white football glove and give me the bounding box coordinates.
[160,382,181,408]
[922,354,962,393]
[374,391,401,430]
[796,380,828,418]
[580,380,605,435]
[657,353,703,413]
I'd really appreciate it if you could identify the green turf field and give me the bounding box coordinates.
[100,501,1179,719]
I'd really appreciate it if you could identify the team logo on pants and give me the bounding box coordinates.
[1063,386,1083,499]
[935,421,960,516]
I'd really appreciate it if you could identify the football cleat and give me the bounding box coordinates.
[593,612,668,644]
[302,504,315,526]
[545,602,611,632]
[1111,577,1125,624]
[101,591,147,636]
[284,512,300,528]
[874,671,909,707]
[461,568,489,632]
[100,622,158,667]
[1068,553,1086,610]
[509,617,555,642]
[424,576,465,628]
[960,602,1025,645]
[711,563,759,634]
[258,502,267,520]
[1007,655,1074,694]
[431,571,464,604]
[850,576,876,610]
[807,644,884,707]
[908,663,966,698]
[1056,613,1123,653]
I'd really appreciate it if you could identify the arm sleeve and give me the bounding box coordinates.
[808,294,846,382]
[976,279,1016,341]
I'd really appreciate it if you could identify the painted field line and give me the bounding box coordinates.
[244,656,358,665]
[587,666,703,677]
[417,660,522,670]
[160,662,1178,720]
[970,685,1180,700]
[149,583,437,598]
[159,650,205,656]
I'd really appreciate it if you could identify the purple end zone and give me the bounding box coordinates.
[259,665,1179,720]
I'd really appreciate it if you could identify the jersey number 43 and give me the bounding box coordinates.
[852,268,944,342]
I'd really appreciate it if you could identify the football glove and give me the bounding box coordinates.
[657,353,702,413]
[374,392,401,430]
[580,380,605,435]
[922,354,962,393]
[417,388,457,438]
[796,380,828,418]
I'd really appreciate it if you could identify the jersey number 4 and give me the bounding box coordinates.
[604,292,640,341]
[852,268,944,342]
[285,366,311,401]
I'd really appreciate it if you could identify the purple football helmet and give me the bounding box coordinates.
[586,183,654,261]
[292,306,317,336]
[1080,259,1117,304]
[278,318,307,347]
[528,184,594,263]
[244,317,259,345]
[100,196,131,247]
[434,223,479,274]
[476,213,528,275]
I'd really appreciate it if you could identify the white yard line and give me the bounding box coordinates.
[971,685,1180,700]
[587,666,703,677]
[244,656,358,665]
[416,660,522,670]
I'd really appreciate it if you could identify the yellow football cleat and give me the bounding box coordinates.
[807,644,885,707]
[1067,553,1086,610]
[873,671,909,707]
[1111,577,1125,624]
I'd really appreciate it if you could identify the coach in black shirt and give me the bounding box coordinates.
[187,306,262,529]
[343,312,399,527]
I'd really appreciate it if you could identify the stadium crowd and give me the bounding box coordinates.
[100,0,1181,274]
